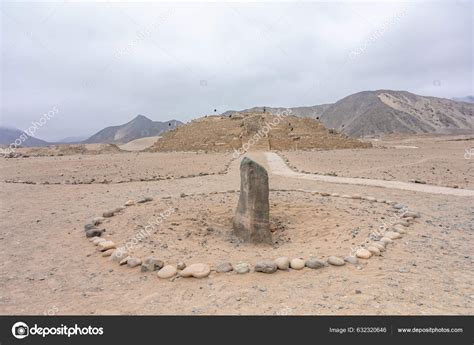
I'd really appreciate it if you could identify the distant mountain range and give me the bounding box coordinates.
[2,91,472,148]
[83,115,182,144]
[226,90,473,137]
[0,127,50,147]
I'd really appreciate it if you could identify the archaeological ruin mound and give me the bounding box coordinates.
[147,112,371,152]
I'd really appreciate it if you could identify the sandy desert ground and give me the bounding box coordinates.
[0,135,473,315]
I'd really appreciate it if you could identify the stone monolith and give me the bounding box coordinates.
[232,157,271,244]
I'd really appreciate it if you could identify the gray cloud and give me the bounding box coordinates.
[1,1,472,141]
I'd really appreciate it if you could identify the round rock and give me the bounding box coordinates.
[110,249,127,263]
[179,263,211,278]
[85,229,103,238]
[92,217,105,225]
[234,262,250,274]
[305,258,326,269]
[344,256,358,265]
[255,261,277,274]
[157,265,177,279]
[274,257,290,271]
[127,257,142,268]
[356,248,372,259]
[141,257,164,272]
[97,240,116,252]
[103,211,115,218]
[290,258,305,270]
[403,211,420,218]
[393,203,405,210]
[102,248,115,257]
[216,262,233,273]
[328,256,345,266]
[380,237,393,245]
[84,224,96,231]
[367,246,381,256]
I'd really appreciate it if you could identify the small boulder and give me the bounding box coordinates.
[367,246,381,256]
[141,257,164,272]
[234,262,250,274]
[103,211,115,218]
[157,265,177,279]
[305,258,326,269]
[124,200,135,206]
[177,262,186,270]
[344,256,358,265]
[92,217,105,225]
[84,224,96,231]
[137,196,153,204]
[85,229,103,238]
[179,263,211,278]
[380,237,393,245]
[328,256,345,266]
[290,258,305,270]
[92,237,107,245]
[274,257,290,270]
[97,241,116,252]
[127,257,142,268]
[356,248,372,259]
[255,261,277,274]
[403,211,420,218]
[393,203,405,210]
[216,262,233,273]
[102,248,115,257]
[110,249,127,263]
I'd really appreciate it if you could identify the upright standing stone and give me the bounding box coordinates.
[233,157,271,244]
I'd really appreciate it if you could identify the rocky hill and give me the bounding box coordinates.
[225,90,473,137]
[0,127,50,147]
[148,112,371,152]
[319,90,473,137]
[84,115,182,144]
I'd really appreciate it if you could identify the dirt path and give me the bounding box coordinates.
[264,152,474,197]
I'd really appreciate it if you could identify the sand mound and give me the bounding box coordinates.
[148,112,371,152]
[119,136,161,151]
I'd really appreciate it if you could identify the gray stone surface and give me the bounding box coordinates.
[216,262,233,273]
[255,261,277,274]
[305,258,326,269]
[232,157,271,244]
[140,257,164,272]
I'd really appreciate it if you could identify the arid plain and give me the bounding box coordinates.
[0,134,472,315]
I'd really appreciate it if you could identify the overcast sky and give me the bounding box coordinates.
[1,0,472,141]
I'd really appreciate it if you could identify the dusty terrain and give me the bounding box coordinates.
[0,135,473,315]
[282,134,474,189]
